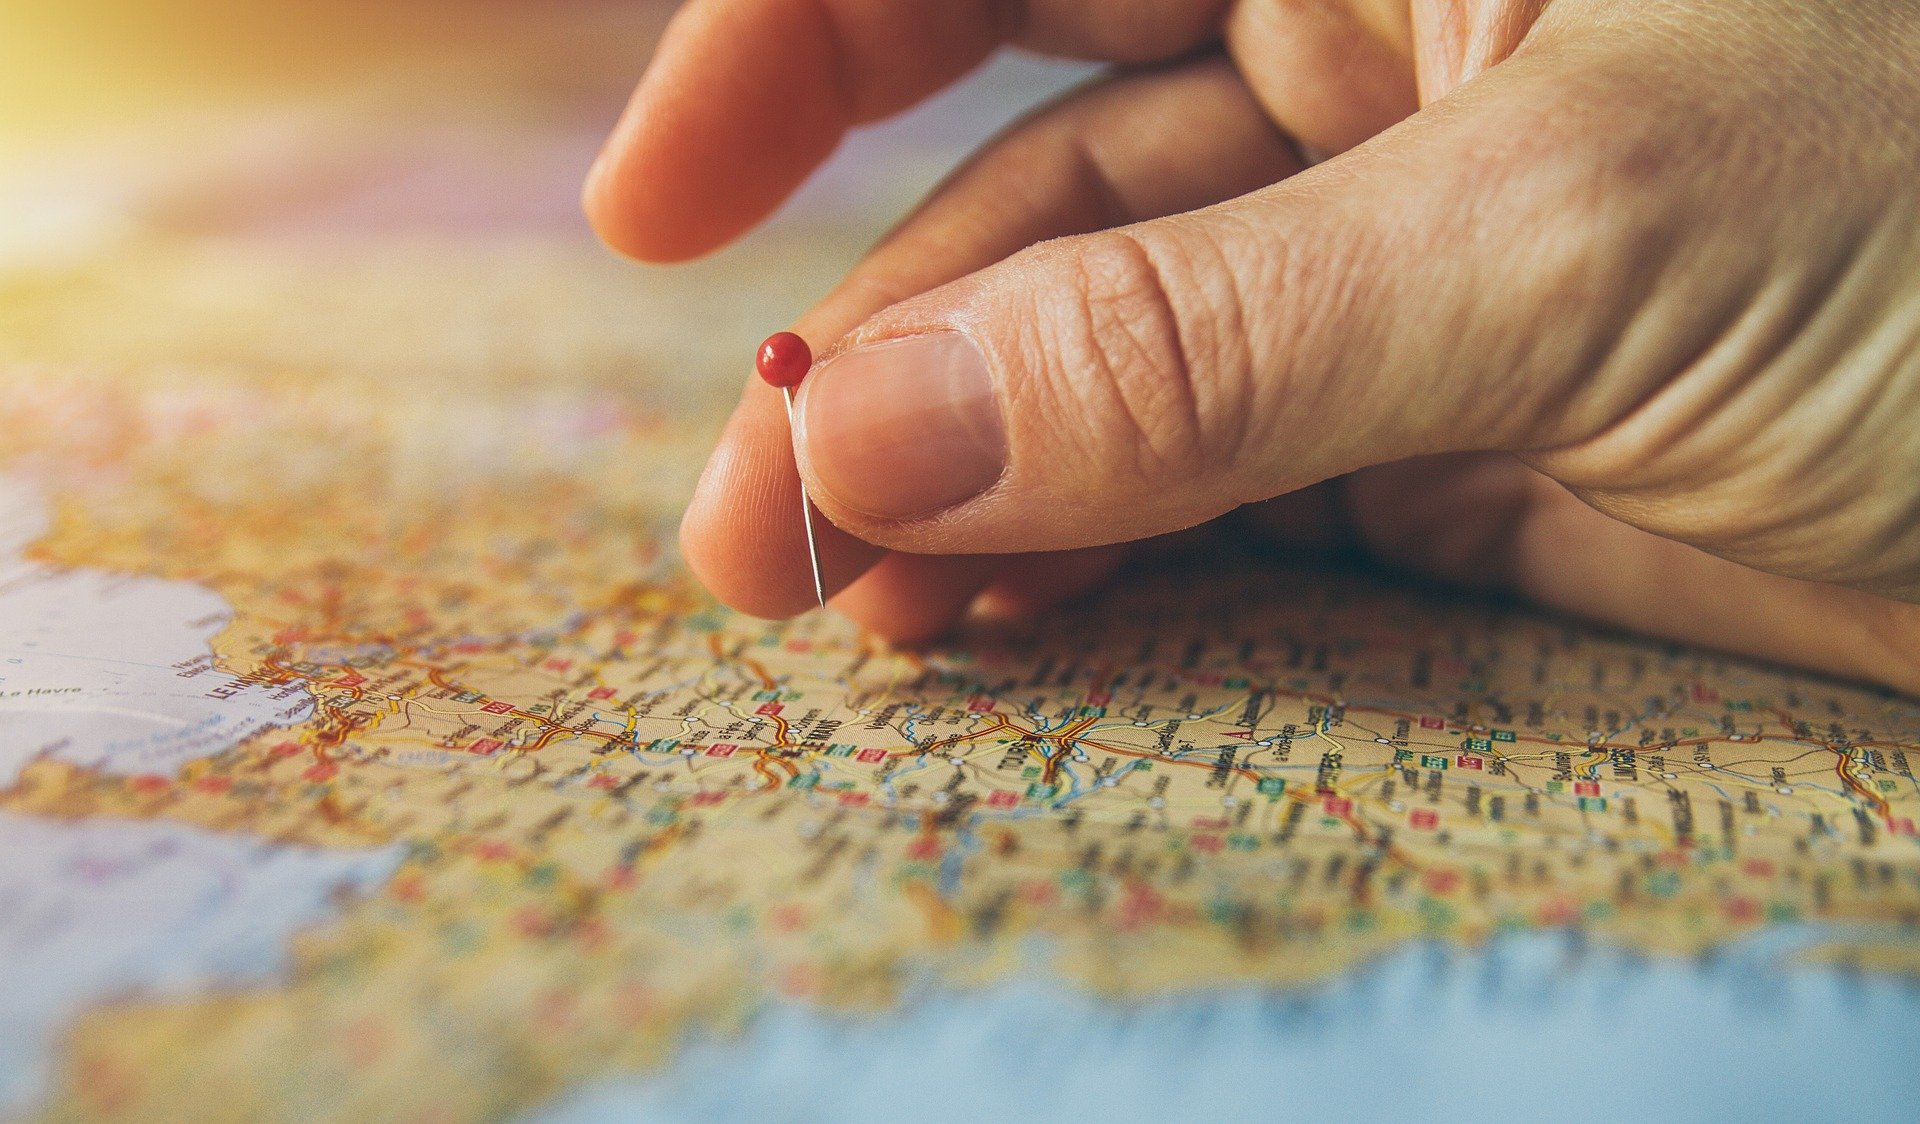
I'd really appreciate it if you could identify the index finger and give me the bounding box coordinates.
[583,0,1231,262]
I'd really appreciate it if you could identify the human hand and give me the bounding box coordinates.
[586,0,1920,694]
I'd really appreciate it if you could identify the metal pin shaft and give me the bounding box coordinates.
[783,387,827,607]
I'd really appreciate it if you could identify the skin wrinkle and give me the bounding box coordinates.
[1215,219,1308,495]
[1558,210,1893,553]
[1532,260,1787,492]
[1434,73,1700,448]
[1523,66,1858,470]
[1276,236,1382,467]
[1491,110,1717,450]
[1745,304,1918,521]
[1732,370,1920,589]
[602,0,1920,689]
[835,59,1310,548]
[1035,239,1176,514]
[1088,229,1206,487]
[1155,214,1262,484]
[1004,243,1112,509]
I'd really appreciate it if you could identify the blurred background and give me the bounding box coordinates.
[0,0,1092,276]
[0,0,1102,452]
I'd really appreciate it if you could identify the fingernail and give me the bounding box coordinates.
[796,331,1006,520]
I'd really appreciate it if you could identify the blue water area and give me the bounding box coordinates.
[528,927,1920,1123]
[0,813,403,1115]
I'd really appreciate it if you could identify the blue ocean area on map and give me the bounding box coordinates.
[0,814,403,1114]
[531,926,1920,1123]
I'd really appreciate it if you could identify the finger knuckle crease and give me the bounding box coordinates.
[1063,231,1234,487]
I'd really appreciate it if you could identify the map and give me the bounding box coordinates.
[2,7,1918,1121]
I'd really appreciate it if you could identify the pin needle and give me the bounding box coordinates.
[756,331,826,607]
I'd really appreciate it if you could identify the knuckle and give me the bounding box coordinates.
[1021,228,1255,494]
[1536,259,1920,591]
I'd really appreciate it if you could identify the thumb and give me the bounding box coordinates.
[792,46,1707,555]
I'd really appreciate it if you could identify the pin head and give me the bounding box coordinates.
[756,331,812,389]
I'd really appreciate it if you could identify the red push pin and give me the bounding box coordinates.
[757,331,811,390]
[757,331,826,607]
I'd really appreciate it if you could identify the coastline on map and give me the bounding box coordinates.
[0,473,405,1116]
[526,924,1920,1124]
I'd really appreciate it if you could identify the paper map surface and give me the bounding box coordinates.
[1,15,1917,1121]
